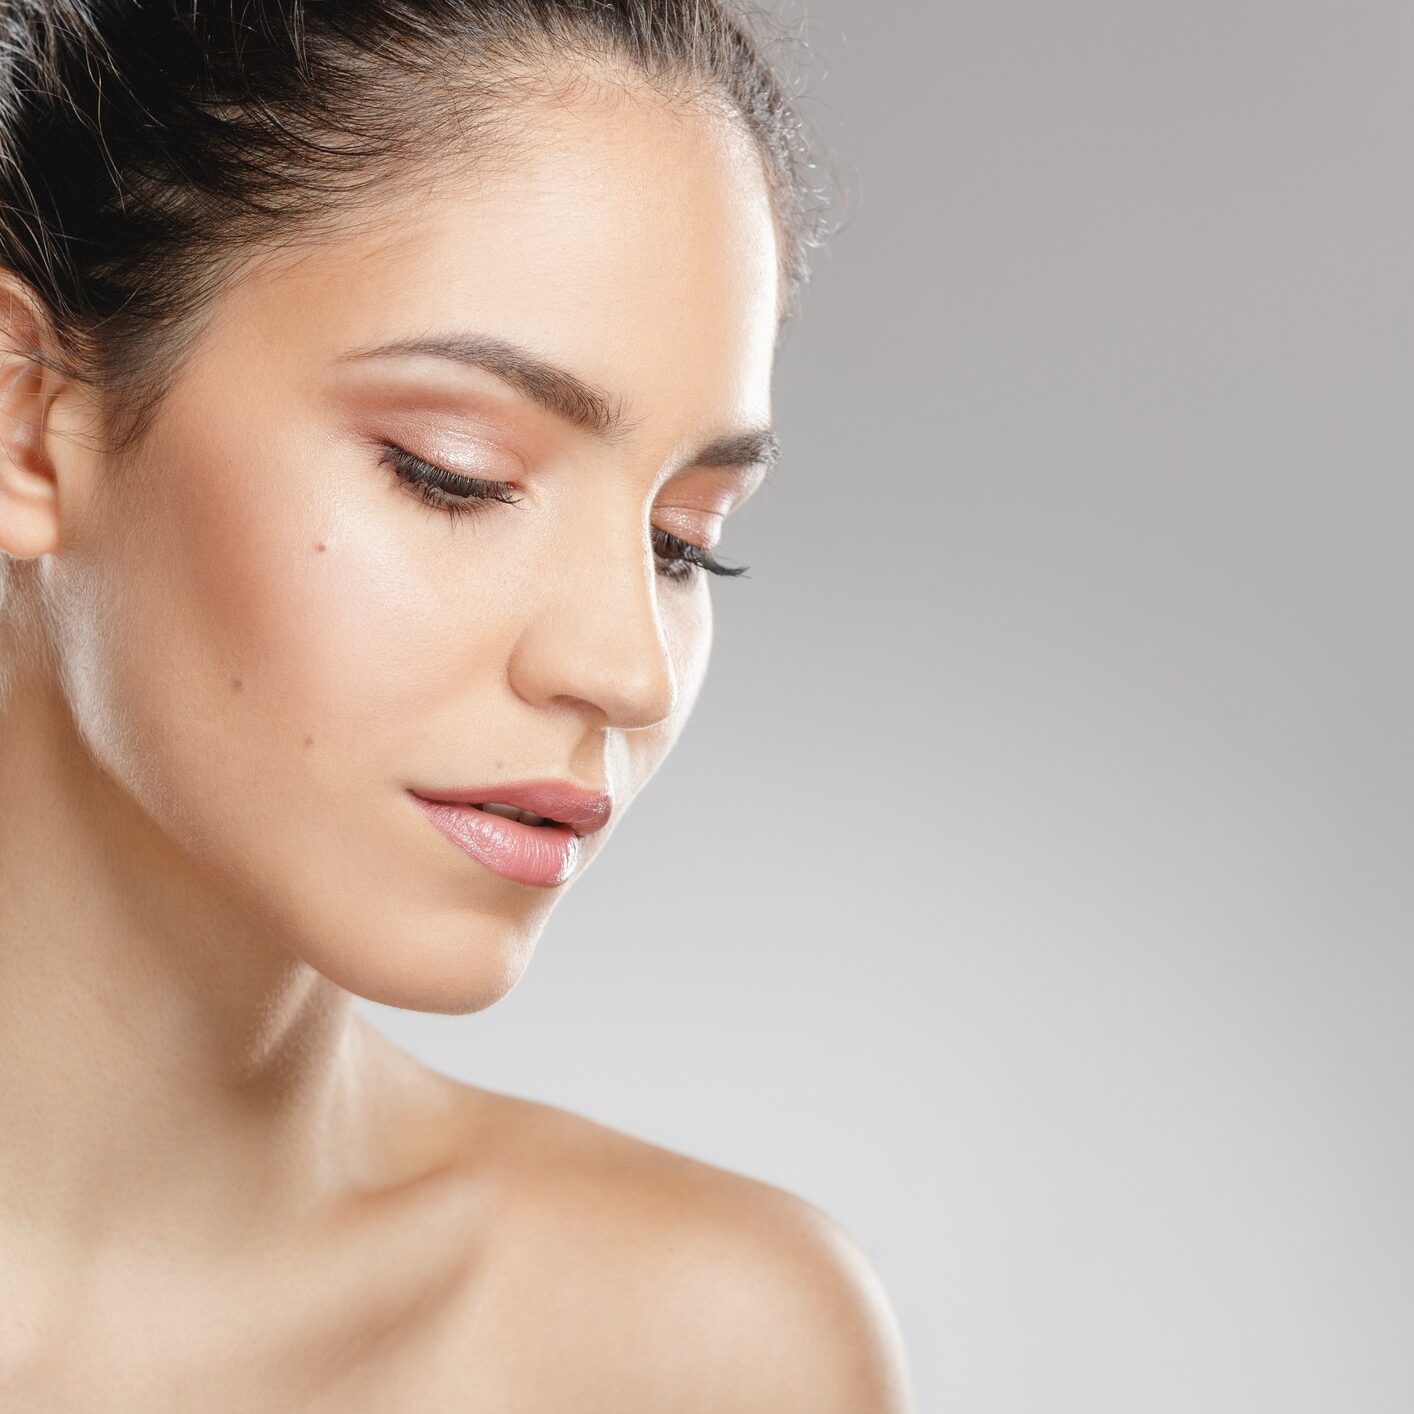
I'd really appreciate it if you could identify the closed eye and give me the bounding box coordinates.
[650,527,750,583]
[378,443,523,523]
[380,442,750,582]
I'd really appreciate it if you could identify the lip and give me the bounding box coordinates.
[406,779,613,890]
[407,780,613,836]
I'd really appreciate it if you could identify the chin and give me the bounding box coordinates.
[300,906,547,1015]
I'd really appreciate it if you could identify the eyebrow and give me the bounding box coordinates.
[690,426,780,476]
[336,332,779,476]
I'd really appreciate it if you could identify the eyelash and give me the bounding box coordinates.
[377,443,750,584]
[378,443,523,520]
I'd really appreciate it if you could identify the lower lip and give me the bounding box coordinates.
[408,793,582,888]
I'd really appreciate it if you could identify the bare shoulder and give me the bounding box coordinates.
[442,1085,916,1413]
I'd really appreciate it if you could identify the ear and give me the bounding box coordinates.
[0,271,87,561]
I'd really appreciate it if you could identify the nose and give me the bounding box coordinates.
[506,513,680,732]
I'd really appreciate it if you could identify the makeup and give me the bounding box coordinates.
[407,781,611,888]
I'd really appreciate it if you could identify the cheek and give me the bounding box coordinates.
[613,579,714,792]
[666,583,712,719]
[57,418,509,865]
[128,428,504,752]
[51,428,549,1004]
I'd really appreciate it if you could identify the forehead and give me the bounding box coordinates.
[212,81,781,435]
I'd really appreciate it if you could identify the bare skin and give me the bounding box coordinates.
[0,73,914,1411]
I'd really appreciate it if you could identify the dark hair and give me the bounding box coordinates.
[0,0,831,455]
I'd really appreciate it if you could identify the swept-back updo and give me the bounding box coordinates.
[0,0,828,458]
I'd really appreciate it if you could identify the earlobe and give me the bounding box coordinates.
[0,274,73,561]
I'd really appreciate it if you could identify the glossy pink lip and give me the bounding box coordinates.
[407,780,613,836]
[406,780,613,889]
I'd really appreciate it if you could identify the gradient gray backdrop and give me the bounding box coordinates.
[359,4,1414,1409]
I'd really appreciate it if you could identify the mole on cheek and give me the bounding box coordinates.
[304,736,315,748]
[232,678,244,693]
[314,542,327,552]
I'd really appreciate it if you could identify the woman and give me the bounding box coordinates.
[0,1,913,1407]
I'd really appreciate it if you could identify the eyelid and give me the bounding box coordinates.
[662,459,768,511]
[413,444,520,482]
[379,441,523,508]
[653,504,726,548]
[652,525,750,581]
[365,416,526,480]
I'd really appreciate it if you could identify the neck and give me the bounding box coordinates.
[0,648,387,1247]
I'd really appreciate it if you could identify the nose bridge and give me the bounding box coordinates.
[507,498,678,731]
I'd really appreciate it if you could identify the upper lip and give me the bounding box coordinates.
[407,779,614,837]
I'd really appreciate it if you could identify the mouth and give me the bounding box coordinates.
[467,801,566,828]
[407,780,613,837]
[406,780,613,889]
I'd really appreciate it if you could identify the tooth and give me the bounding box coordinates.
[477,802,550,826]
[479,802,522,822]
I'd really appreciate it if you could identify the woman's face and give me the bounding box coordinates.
[34,83,780,1011]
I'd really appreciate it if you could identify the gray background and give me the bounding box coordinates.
[359,3,1414,1409]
